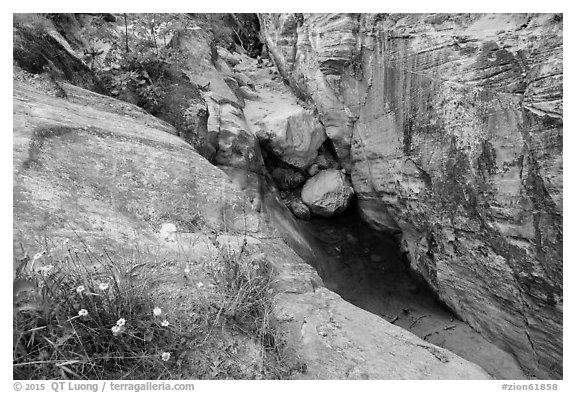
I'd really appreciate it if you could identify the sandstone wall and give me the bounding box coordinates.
[260,13,563,378]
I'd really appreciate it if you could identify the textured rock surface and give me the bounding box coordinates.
[280,190,311,220]
[271,167,306,190]
[301,169,354,217]
[169,30,267,173]
[13,71,490,380]
[261,13,563,378]
[252,106,326,169]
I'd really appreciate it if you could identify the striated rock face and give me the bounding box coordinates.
[170,30,267,174]
[261,13,563,378]
[301,169,355,217]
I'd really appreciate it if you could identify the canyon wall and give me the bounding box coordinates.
[260,13,563,378]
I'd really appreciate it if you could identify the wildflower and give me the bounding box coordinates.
[196,282,204,288]
[184,267,191,275]
[40,265,54,276]
[76,285,85,294]
[153,307,162,316]
[116,318,126,327]
[32,252,43,261]
[161,352,171,362]
[161,320,170,327]
[78,309,89,317]
[111,325,122,335]
[98,283,109,291]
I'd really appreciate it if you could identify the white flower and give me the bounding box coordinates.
[40,265,54,276]
[161,320,169,327]
[98,283,109,291]
[116,318,126,327]
[111,325,122,335]
[184,267,191,275]
[76,285,85,294]
[32,252,43,261]
[63,238,69,245]
[153,307,162,316]
[161,352,171,362]
[78,309,89,317]
[196,282,204,288]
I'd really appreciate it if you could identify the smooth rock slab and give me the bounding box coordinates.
[301,169,354,217]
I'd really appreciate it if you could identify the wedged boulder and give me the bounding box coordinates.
[271,167,306,190]
[253,107,326,169]
[307,163,320,176]
[301,169,354,217]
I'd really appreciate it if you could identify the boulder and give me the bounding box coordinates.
[280,190,311,220]
[301,169,354,217]
[307,163,320,177]
[271,167,306,190]
[253,107,326,169]
[287,199,311,220]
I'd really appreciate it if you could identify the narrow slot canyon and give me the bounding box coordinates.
[12,12,562,381]
[297,203,526,379]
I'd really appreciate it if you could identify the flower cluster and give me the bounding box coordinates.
[111,318,126,336]
[153,306,169,327]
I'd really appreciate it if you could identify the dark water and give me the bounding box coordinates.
[224,168,526,379]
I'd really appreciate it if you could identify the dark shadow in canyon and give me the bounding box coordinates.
[265,190,528,380]
[223,164,528,380]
